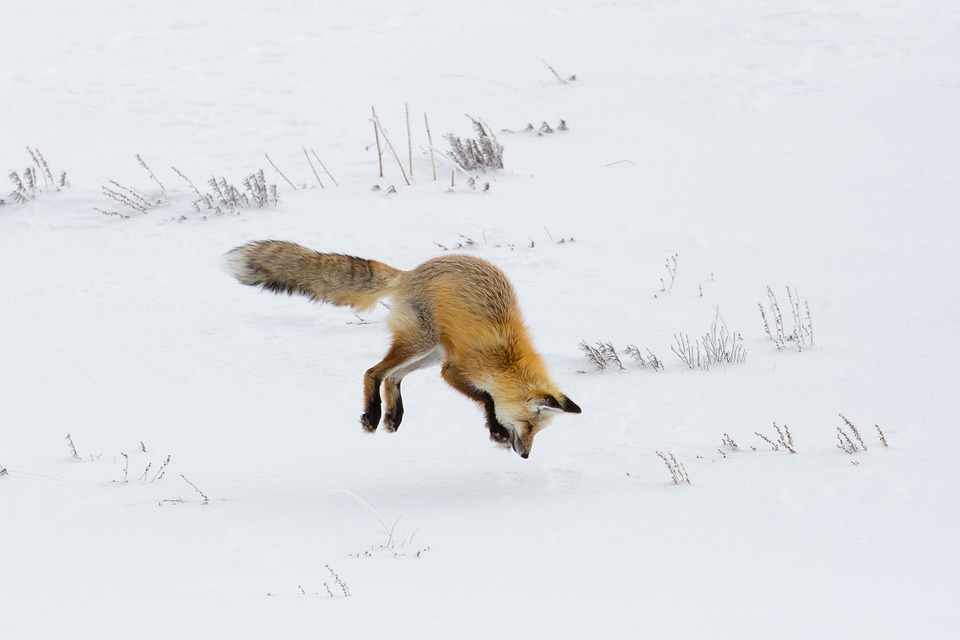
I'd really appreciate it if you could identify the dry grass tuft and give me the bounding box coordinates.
[656,451,691,485]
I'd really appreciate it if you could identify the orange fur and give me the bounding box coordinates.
[226,241,580,458]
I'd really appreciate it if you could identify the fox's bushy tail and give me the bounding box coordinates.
[225,240,403,312]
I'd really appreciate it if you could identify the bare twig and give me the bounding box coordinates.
[755,432,779,451]
[406,102,413,178]
[180,474,209,505]
[424,113,437,181]
[302,146,324,188]
[325,565,350,597]
[172,166,202,196]
[371,113,411,185]
[624,344,664,371]
[840,414,867,451]
[102,183,149,214]
[135,154,166,193]
[542,59,572,87]
[773,422,796,453]
[578,340,607,372]
[309,149,338,186]
[837,428,858,454]
[152,455,171,481]
[875,424,889,448]
[372,106,384,178]
[265,153,297,190]
[28,147,54,186]
[661,254,678,293]
[94,207,130,219]
[65,434,81,460]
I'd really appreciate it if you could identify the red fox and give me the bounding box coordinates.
[225,240,580,458]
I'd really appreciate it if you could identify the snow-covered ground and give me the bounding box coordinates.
[2,1,958,637]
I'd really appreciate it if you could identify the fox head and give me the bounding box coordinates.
[491,392,581,458]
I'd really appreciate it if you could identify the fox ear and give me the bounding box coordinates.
[557,394,581,414]
[538,394,582,414]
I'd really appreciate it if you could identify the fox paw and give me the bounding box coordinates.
[488,425,511,447]
[360,411,380,432]
[383,413,402,432]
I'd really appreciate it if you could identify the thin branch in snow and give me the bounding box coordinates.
[302,146,324,188]
[840,414,867,451]
[135,153,166,194]
[371,112,411,185]
[265,153,298,190]
[309,148,338,186]
[65,434,81,460]
[875,424,889,448]
[181,474,209,505]
[542,59,574,87]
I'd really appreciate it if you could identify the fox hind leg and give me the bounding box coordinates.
[361,347,411,432]
[362,344,444,432]
[382,379,403,431]
[382,346,445,431]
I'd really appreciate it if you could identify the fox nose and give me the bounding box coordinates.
[520,451,529,459]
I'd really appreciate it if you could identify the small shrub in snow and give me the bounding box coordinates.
[581,314,746,374]
[624,344,665,371]
[98,156,280,219]
[839,414,867,451]
[579,340,664,373]
[656,451,691,485]
[2,147,69,206]
[290,567,351,599]
[759,286,813,351]
[837,427,859,454]
[775,423,796,453]
[837,413,888,455]
[101,180,160,216]
[659,253,679,295]
[578,341,626,372]
[324,565,350,597]
[671,311,746,370]
[579,341,608,372]
[0,461,8,476]
[445,116,503,171]
[152,454,171,481]
[186,171,279,215]
[752,423,796,453]
[7,169,35,204]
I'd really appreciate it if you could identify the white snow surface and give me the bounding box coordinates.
[1,0,958,637]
